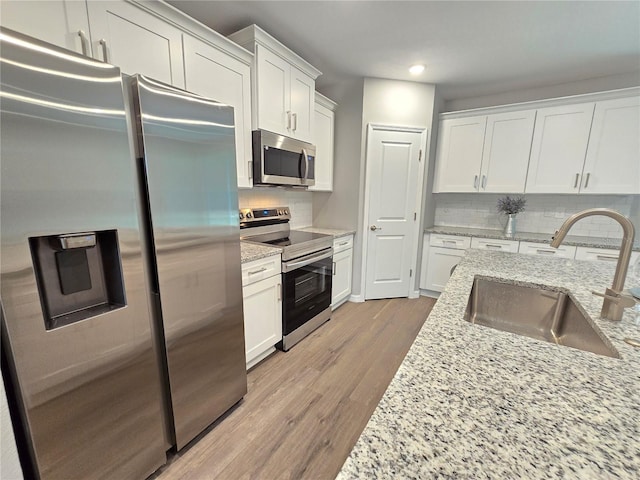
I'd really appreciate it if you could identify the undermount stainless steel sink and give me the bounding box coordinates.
[464,277,620,358]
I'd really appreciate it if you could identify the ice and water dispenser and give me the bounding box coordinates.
[29,230,126,329]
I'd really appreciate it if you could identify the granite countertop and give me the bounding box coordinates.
[426,225,640,251]
[338,249,640,479]
[298,227,356,239]
[240,241,281,264]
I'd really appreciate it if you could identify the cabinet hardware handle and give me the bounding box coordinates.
[584,172,590,188]
[332,262,336,275]
[99,39,108,63]
[77,30,89,56]
[536,249,555,255]
[248,266,268,275]
[286,111,292,130]
[473,175,479,189]
[574,173,580,188]
[596,255,617,261]
[443,240,457,245]
[338,241,349,246]
[277,283,281,301]
[481,175,487,189]
[248,160,252,179]
[292,112,298,131]
[485,244,503,249]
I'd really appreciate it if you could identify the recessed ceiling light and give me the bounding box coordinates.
[409,64,425,75]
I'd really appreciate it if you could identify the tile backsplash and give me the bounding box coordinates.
[238,188,313,229]
[434,193,639,238]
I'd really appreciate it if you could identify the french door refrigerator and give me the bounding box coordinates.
[0,27,246,479]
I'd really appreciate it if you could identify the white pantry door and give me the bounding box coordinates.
[365,126,425,300]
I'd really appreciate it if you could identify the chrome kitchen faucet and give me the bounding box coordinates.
[551,208,636,321]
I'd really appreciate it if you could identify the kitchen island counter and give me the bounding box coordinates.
[338,249,640,479]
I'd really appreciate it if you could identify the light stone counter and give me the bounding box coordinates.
[298,227,355,239]
[338,249,640,479]
[240,241,281,264]
[425,225,640,251]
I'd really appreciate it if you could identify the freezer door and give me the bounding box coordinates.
[0,28,166,479]
[132,75,247,449]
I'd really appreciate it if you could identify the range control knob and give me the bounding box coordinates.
[246,212,253,219]
[239,212,244,220]
[284,209,289,215]
[278,209,283,215]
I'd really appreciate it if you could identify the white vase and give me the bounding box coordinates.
[504,214,517,237]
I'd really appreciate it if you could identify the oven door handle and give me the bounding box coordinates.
[282,248,333,273]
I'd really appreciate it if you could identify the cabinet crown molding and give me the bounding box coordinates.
[315,91,337,110]
[229,24,322,79]
[129,0,253,65]
[440,86,640,120]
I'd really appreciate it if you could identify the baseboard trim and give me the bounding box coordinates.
[349,293,365,303]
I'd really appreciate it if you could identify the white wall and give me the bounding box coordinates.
[434,193,638,238]
[444,71,640,112]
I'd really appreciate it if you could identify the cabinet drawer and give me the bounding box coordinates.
[242,255,281,286]
[471,237,519,252]
[575,246,639,265]
[429,234,471,249]
[333,235,354,253]
[518,241,576,259]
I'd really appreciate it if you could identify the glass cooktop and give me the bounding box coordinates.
[249,230,331,247]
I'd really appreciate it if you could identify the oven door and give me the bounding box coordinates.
[282,248,332,336]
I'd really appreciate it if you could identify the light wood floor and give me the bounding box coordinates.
[152,296,436,480]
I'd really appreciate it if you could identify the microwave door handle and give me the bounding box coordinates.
[301,148,309,180]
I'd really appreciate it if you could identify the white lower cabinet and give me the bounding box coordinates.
[242,256,282,370]
[518,241,576,259]
[575,246,639,265]
[470,237,519,252]
[421,234,470,293]
[332,235,354,309]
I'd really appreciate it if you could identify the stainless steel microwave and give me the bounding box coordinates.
[252,130,316,187]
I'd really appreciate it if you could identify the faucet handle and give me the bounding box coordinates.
[591,289,636,308]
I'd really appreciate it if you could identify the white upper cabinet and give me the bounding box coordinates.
[480,110,536,193]
[309,92,337,192]
[229,25,321,143]
[0,0,91,55]
[182,34,253,188]
[86,1,185,88]
[582,96,640,194]
[434,110,534,193]
[525,103,595,193]
[255,45,291,135]
[434,116,487,192]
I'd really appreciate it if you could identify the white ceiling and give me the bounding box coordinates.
[167,0,640,100]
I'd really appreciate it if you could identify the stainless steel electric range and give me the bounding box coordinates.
[240,207,333,350]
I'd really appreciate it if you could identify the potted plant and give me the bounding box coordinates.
[497,196,526,236]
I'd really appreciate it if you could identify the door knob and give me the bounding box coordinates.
[370,225,381,231]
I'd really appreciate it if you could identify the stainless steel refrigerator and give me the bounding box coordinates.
[0,28,247,479]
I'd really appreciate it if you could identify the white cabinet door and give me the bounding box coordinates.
[243,274,282,370]
[582,96,640,194]
[424,246,466,292]
[525,103,595,193]
[183,35,253,188]
[434,116,487,192]
[0,0,91,55]
[255,45,291,136]
[289,66,314,142]
[332,248,353,309]
[480,110,536,193]
[309,100,335,191]
[518,241,576,259]
[86,0,185,87]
